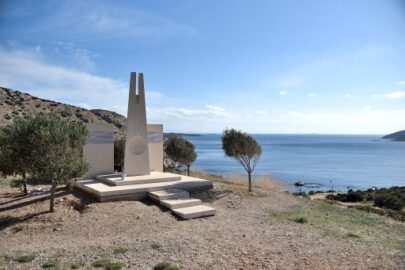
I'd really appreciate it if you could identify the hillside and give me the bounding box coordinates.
[0,86,127,138]
[383,130,405,142]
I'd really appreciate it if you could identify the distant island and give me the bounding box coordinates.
[164,132,202,139]
[382,130,405,141]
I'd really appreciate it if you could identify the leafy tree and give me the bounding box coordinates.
[114,138,125,172]
[221,128,262,192]
[0,117,35,194]
[164,137,197,176]
[0,114,88,212]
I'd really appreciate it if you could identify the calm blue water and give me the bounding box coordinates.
[183,134,405,192]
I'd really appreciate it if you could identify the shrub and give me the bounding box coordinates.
[151,243,161,250]
[35,104,41,108]
[345,192,364,202]
[374,194,404,210]
[113,247,128,254]
[60,110,72,117]
[154,262,180,270]
[92,259,123,270]
[12,111,19,115]
[345,232,360,238]
[15,254,36,263]
[41,259,59,269]
[4,114,11,120]
[70,260,85,269]
[292,216,308,224]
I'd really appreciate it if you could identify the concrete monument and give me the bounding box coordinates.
[76,71,215,219]
[124,72,150,176]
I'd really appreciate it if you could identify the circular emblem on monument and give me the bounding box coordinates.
[128,136,146,155]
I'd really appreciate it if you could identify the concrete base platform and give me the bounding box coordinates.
[96,171,181,186]
[75,173,213,202]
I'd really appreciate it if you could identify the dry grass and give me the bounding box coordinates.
[190,170,282,191]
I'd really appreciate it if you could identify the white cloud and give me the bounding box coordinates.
[146,91,163,99]
[384,91,405,99]
[35,1,197,41]
[307,92,317,97]
[344,94,352,99]
[279,91,288,96]
[0,46,127,112]
[149,105,231,121]
[397,81,405,85]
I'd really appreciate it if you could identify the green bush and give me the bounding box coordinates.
[15,254,36,263]
[41,259,59,269]
[374,194,404,210]
[154,261,180,270]
[92,259,123,270]
[70,260,85,269]
[292,216,308,224]
[113,247,128,254]
[345,192,364,202]
[345,232,360,238]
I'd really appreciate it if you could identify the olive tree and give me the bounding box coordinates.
[0,114,88,212]
[164,137,197,176]
[221,128,262,192]
[0,117,36,194]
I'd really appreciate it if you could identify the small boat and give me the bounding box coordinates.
[295,181,305,187]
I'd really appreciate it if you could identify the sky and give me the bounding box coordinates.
[0,0,404,134]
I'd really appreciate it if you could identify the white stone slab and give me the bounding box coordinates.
[160,198,201,210]
[172,205,216,219]
[96,171,181,186]
[148,189,189,201]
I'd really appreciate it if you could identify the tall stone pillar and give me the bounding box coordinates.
[123,72,150,176]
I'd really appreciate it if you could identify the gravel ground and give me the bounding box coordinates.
[0,182,404,270]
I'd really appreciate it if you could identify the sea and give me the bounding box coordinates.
[182,134,405,192]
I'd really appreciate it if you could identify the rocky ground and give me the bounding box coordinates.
[0,179,404,270]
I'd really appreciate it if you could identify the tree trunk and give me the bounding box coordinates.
[49,180,57,212]
[22,172,27,195]
[187,165,190,176]
[248,171,252,192]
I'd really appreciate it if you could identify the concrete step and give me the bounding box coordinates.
[172,205,216,219]
[160,198,202,210]
[148,189,189,201]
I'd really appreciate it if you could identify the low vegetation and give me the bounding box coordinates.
[264,199,404,251]
[92,258,123,270]
[154,261,180,270]
[326,186,405,211]
[70,260,85,269]
[113,247,128,254]
[292,216,308,224]
[150,243,161,250]
[15,253,36,263]
[41,258,59,269]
